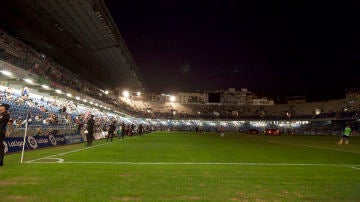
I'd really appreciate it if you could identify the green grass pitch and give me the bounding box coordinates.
[1,132,360,201]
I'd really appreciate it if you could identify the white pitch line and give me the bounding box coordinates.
[351,167,360,170]
[25,161,360,167]
[25,141,114,163]
[42,158,64,163]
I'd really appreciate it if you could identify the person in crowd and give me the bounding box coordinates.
[5,119,14,137]
[21,86,30,100]
[338,125,352,145]
[35,127,42,136]
[107,121,116,142]
[0,103,10,166]
[60,105,67,116]
[86,115,95,146]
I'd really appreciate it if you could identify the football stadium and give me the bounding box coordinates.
[0,1,359,201]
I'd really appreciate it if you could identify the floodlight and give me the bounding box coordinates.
[123,90,130,98]
[169,96,176,102]
[0,70,12,77]
[23,78,33,84]
[41,85,50,90]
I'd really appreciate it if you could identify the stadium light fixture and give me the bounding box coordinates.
[123,90,130,98]
[66,93,72,97]
[23,78,33,84]
[169,96,176,102]
[55,89,62,94]
[41,85,50,90]
[75,96,80,100]
[0,70,12,77]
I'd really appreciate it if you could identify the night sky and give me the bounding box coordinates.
[105,0,360,101]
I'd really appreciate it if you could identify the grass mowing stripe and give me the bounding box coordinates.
[25,141,115,163]
[25,161,360,167]
[24,134,147,163]
[267,140,360,154]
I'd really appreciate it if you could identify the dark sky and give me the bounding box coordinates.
[105,0,360,101]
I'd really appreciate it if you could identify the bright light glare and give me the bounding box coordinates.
[55,89,62,94]
[41,85,50,90]
[90,101,93,104]
[75,96,80,100]
[24,78,33,84]
[104,90,109,95]
[0,70,12,77]
[169,96,176,102]
[137,92,141,96]
[66,93,72,97]
[83,99,87,102]
[123,90,130,98]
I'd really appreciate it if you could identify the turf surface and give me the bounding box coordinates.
[1,132,360,201]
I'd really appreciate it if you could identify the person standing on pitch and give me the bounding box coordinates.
[120,122,126,139]
[138,124,143,136]
[107,121,116,142]
[0,103,10,166]
[116,126,121,139]
[86,115,95,146]
[338,125,352,145]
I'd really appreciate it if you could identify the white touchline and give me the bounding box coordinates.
[26,161,360,167]
[25,141,114,163]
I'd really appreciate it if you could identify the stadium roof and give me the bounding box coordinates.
[0,0,147,92]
